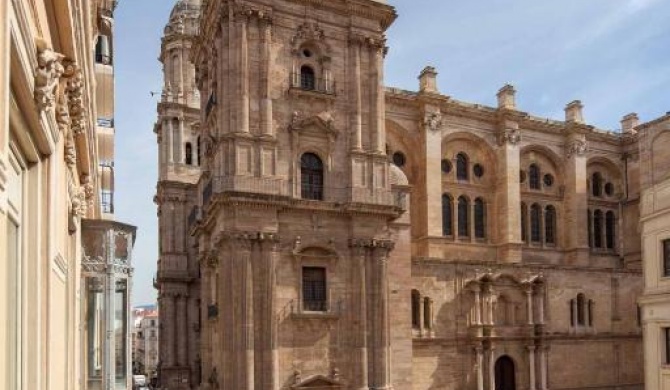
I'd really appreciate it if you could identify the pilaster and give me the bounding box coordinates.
[564,131,589,264]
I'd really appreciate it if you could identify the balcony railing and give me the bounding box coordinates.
[290,72,335,95]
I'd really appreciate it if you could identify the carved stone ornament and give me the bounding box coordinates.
[292,22,324,46]
[498,128,521,146]
[64,64,87,136]
[566,138,587,158]
[65,133,77,168]
[423,112,443,132]
[34,41,65,112]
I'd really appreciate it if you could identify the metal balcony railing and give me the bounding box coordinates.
[290,72,335,95]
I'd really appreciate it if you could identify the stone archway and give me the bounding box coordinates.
[495,355,516,390]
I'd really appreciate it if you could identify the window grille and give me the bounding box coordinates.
[300,66,316,90]
[302,267,327,312]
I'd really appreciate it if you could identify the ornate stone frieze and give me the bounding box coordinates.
[34,40,65,112]
[423,111,443,132]
[63,64,87,136]
[565,138,588,158]
[498,128,521,146]
[349,238,395,251]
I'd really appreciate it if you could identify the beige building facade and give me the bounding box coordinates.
[638,114,670,390]
[0,0,135,389]
[154,0,659,389]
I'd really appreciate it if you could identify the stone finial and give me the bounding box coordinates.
[565,100,584,123]
[497,84,516,110]
[621,113,639,134]
[419,66,438,93]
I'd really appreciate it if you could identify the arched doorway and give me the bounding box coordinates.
[495,355,516,390]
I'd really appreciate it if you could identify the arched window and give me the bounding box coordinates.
[592,172,603,197]
[458,196,469,237]
[606,211,616,249]
[474,198,486,239]
[545,205,556,244]
[529,164,541,190]
[185,142,193,165]
[300,65,316,90]
[593,210,603,248]
[521,203,528,242]
[411,290,420,329]
[442,194,453,236]
[577,293,586,326]
[530,204,541,243]
[423,298,432,329]
[301,153,324,200]
[456,153,469,181]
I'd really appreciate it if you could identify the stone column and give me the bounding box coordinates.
[475,346,484,390]
[540,346,549,390]
[350,241,369,389]
[371,242,394,389]
[260,18,273,137]
[371,43,385,153]
[418,291,425,337]
[496,103,522,263]
[177,295,188,366]
[261,234,279,390]
[525,286,534,326]
[351,38,363,150]
[537,286,545,324]
[564,103,589,264]
[164,294,176,367]
[473,286,482,325]
[488,347,496,390]
[104,232,117,390]
[238,12,250,134]
[168,119,174,163]
[528,346,537,390]
[237,236,254,390]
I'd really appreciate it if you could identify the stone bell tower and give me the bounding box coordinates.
[154,0,202,388]
[190,0,412,389]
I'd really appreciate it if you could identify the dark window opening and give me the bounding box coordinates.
[530,204,541,243]
[577,293,586,326]
[302,267,327,312]
[473,163,484,178]
[529,164,541,190]
[593,210,603,248]
[423,298,431,329]
[95,35,112,65]
[588,209,593,248]
[392,151,406,167]
[663,239,670,277]
[605,211,616,249]
[605,182,614,196]
[185,142,193,165]
[456,153,469,181]
[411,290,420,329]
[197,137,201,166]
[441,159,452,174]
[301,153,324,200]
[458,196,469,237]
[592,172,603,197]
[300,66,316,90]
[545,205,556,244]
[474,198,485,239]
[543,173,554,187]
[665,328,670,364]
[442,194,453,236]
[521,203,528,242]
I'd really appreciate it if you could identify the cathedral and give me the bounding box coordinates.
[153,0,663,389]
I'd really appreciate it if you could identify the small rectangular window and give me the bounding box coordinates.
[302,267,327,312]
[665,327,670,365]
[663,239,670,277]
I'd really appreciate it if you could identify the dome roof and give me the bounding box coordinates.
[390,164,409,186]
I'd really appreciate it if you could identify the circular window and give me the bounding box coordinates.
[543,174,554,187]
[520,170,527,183]
[392,152,406,168]
[302,49,313,58]
[441,159,452,174]
[473,164,484,178]
[605,182,614,196]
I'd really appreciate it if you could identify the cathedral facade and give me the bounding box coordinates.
[155,1,651,389]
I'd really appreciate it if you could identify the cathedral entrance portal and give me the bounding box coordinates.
[495,356,516,390]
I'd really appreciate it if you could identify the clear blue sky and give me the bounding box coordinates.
[114,0,670,306]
